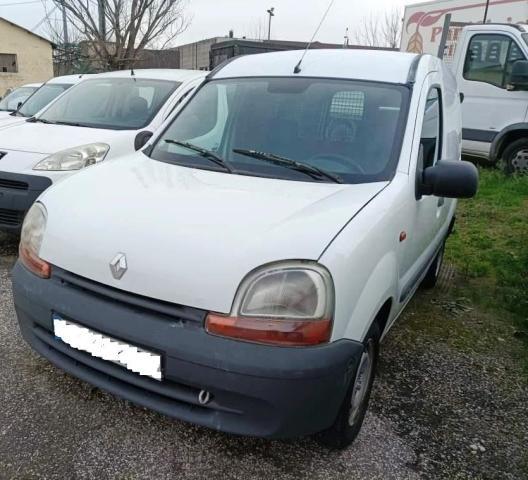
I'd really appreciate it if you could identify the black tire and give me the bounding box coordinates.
[503,138,528,175]
[318,323,380,449]
[421,241,445,289]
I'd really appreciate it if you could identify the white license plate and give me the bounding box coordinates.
[53,316,162,381]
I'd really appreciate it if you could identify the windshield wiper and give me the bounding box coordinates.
[165,140,233,173]
[26,117,57,124]
[233,149,343,184]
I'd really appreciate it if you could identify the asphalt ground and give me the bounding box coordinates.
[0,231,526,480]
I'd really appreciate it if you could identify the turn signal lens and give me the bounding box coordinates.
[206,313,332,346]
[19,202,51,278]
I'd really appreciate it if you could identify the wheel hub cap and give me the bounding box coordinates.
[348,341,374,426]
[511,149,528,174]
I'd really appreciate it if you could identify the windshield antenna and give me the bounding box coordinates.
[293,0,337,74]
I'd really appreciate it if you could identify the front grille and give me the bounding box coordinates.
[0,208,23,226]
[0,177,29,190]
[53,267,208,327]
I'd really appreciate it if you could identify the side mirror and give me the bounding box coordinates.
[134,131,153,151]
[508,60,528,91]
[419,160,479,199]
[16,101,23,110]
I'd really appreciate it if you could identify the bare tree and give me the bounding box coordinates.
[51,0,191,71]
[354,8,402,49]
[380,8,402,49]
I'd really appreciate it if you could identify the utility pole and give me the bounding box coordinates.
[98,0,106,40]
[267,7,275,41]
[61,0,69,44]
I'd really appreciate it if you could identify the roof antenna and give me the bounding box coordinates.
[294,0,337,74]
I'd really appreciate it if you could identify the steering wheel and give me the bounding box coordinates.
[309,153,366,174]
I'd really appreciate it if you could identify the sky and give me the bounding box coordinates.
[0,0,425,46]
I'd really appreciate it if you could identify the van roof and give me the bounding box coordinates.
[211,49,421,84]
[46,74,93,85]
[95,69,207,82]
[463,23,528,33]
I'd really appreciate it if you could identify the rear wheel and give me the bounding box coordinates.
[319,324,379,449]
[503,138,528,175]
[421,241,445,289]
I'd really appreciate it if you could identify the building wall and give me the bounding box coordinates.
[176,37,226,70]
[0,19,53,95]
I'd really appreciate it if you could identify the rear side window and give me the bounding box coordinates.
[463,34,526,88]
[420,88,442,170]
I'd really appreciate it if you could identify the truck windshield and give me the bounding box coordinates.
[18,83,71,117]
[150,77,408,184]
[38,78,180,130]
[0,86,38,112]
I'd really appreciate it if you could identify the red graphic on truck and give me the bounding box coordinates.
[405,0,526,54]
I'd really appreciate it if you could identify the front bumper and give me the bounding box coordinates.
[0,171,51,232]
[12,262,363,439]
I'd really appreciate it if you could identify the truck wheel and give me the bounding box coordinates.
[319,324,380,449]
[503,138,528,175]
[421,241,445,289]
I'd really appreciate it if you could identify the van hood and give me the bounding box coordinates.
[0,122,131,154]
[40,154,387,313]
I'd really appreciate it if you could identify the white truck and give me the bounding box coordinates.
[12,49,478,448]
[402,0,528,172]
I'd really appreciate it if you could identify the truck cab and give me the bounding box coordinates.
[451,23,528,171]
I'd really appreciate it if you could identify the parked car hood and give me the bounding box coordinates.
[40,154,387,313]
[0,122,132,154]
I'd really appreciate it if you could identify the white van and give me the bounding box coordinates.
[0,75,90,130]
[12,50,478,448]
[0,69,206,231]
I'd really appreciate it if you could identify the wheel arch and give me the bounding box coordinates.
[490,123,528,163]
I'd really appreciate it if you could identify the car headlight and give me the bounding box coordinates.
[33,143,109,171]
[206,262,334,346]
[19,202,51,278]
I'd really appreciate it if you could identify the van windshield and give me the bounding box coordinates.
[18,83,71,117]
[0,86,38,112]
[38,78,180,130]
[150,77,409,184]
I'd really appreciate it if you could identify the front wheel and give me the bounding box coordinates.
[503,138,528,175]
[318,325,379,449]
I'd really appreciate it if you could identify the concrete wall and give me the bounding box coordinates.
[177,37,226,70]
[0,19,53,95]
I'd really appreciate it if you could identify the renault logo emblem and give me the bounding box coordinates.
[110,253,128,280]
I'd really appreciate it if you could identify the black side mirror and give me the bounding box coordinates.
[16,101,23,110]
[419,160,478,199]
[134,131,153,151]
[508,60,528,91]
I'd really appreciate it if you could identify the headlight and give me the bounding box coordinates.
[206,262,334,346]
[19,202,51,278]
[33,143,109,171]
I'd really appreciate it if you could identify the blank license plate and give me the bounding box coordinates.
[53,316,162,381]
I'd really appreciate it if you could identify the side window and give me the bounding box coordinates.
[463,34,526,88]
[420,88,442,170]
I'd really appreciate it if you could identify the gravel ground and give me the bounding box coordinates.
[0,231,526,480]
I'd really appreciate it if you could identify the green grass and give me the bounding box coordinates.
[445,169,528,356]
